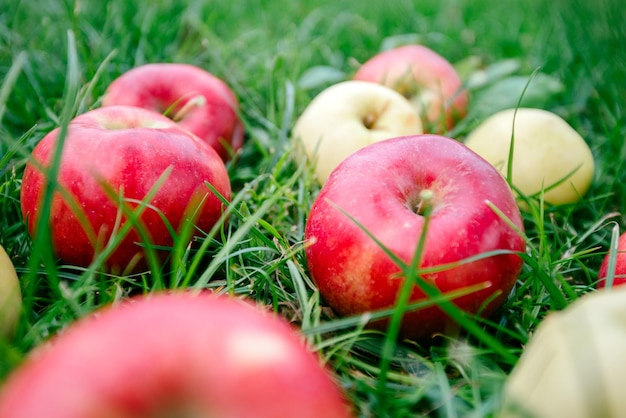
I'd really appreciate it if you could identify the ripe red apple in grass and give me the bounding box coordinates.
[102,63,244,162]
[20,105,231,275]
[353,44,468,133]
[304,135,525,341]
[0,291,353,418]
[597,231,626,289]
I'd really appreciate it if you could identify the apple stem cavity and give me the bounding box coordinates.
[172,95,207,122]
[408,189,435,216]
[362,113,376,130]
[362,101,391,130]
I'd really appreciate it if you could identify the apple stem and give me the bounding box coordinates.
[172,95,206,122]
[409,189,434,215]
[362,101,392,130]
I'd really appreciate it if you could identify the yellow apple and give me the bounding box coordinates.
[464,108,594,207]
[293,80,423,183]
[0,245,21,340]
[501,287,626,418]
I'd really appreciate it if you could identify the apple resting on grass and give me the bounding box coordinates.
[597,231,626,288]
[500,287,626,418]
[304,135,525,341]
[20,105,231,275]
[0,292,353,418]
[353,44,468,133]
[464,108,595,207]
[292,80,423,184]
[0,245,22,340]
[102,63,244,162]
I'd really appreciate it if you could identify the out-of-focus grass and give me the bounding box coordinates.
[1,0,625,415]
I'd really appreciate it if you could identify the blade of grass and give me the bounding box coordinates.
[600,222,621,289]
[505,66,543,188]
[0,52,26,124]
[24,30,80,300]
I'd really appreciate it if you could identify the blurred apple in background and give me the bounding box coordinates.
[0,292,353,418]
[304,134,525,341]
[353,44,468,133]
[0,245,21,340]
[501,287,626,418]
[464,107,595,208]
[293,80,422,184]
[102,63,244,162]
[20,105,231,275]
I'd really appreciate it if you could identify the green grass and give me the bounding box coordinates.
[1,0,625,416]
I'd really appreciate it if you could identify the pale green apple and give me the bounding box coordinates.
[0,245,21,340]
[501,287,626,418]
[464,108,594,207]
[293,80,423,183]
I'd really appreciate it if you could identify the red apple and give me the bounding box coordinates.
[353,45,468,133]
[20,105,231,274]
[304,135,525,341]
[102,63,244,162]
[598,231,626,288]
[0,291,353,418]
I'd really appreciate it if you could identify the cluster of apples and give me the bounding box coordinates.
[295,44,595,204]
[293,43,626,418]
[0,43,606,416]
[292,44,596,341]
[294,44,469,184]
[0,64,354,417]
[20,63,243,276]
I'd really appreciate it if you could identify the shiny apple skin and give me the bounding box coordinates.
[20,105,231,274]
[304,134,525,341]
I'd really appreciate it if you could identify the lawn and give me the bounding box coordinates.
[1,0,625,416]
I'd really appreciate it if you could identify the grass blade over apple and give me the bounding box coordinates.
[304,134,526,343]
[20,105,232,276]
[324,196,523,361]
